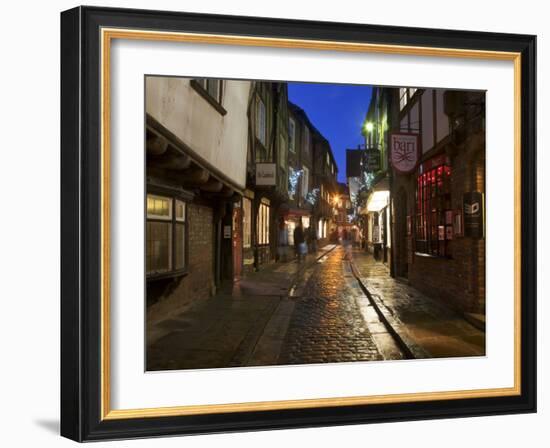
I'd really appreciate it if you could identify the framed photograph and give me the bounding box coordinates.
[61,6,536,442]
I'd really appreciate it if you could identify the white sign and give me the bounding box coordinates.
[390,133,419,174]
[255,163,276,186]
[223,225,232,239]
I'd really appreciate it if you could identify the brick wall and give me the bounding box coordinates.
[147,203,214,324]
[393,132,485,315]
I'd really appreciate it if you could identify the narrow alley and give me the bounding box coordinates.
[147,244,484,371]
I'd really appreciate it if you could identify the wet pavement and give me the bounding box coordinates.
[351,249,485,358]
[147,245,338,371]
[278,246,382,364]
[147,244,485,372]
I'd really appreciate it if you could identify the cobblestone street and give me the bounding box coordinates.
[147,244,484,371]
[278,246,382,364]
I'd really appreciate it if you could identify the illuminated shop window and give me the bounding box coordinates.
[146,195,188,276]
[415,163,452,257]
[257,201,270,245]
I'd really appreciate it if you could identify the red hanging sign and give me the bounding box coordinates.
[390,133,420,174]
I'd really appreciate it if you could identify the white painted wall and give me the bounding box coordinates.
[146,77,251,189]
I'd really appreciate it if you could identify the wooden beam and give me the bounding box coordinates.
[147,165,211,188]
[200,178,224,193]
[219,186,235,197]
[146,131,168,155]
[149,148,191,170]
[181,165,210,186]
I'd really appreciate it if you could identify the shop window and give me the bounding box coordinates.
[257,201,270,245]
[415,163,452,256]
[243,198,252,249]
[146,194,187,276]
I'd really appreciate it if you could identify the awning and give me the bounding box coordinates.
[358,175,390,214]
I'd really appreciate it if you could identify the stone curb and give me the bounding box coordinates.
[349,259,431,360]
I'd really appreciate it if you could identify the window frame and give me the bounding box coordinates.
[415,163,452,258]
[190,79,226,115]
[146,193,189,280]
[257,201,270,246]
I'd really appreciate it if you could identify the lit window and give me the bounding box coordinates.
[257,201,270,245]
[415,163,452,256]
[146,194,187,276]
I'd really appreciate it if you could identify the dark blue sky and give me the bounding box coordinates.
[288,82,373,183]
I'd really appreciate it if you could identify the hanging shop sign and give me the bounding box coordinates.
[463,192,484,238]
[390,133,420,174]
[255,162,276,186]
[364,149,381,172]
[345,149,364,177]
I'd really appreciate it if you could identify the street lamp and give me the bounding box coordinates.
[364,121,374,133]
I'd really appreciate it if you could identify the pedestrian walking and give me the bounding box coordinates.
[293,220,306,263]
[277,217,289,262]
[307,223,318,254]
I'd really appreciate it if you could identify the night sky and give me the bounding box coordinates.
[288,82,373,183]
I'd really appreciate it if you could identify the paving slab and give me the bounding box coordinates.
[351,249,485,359]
